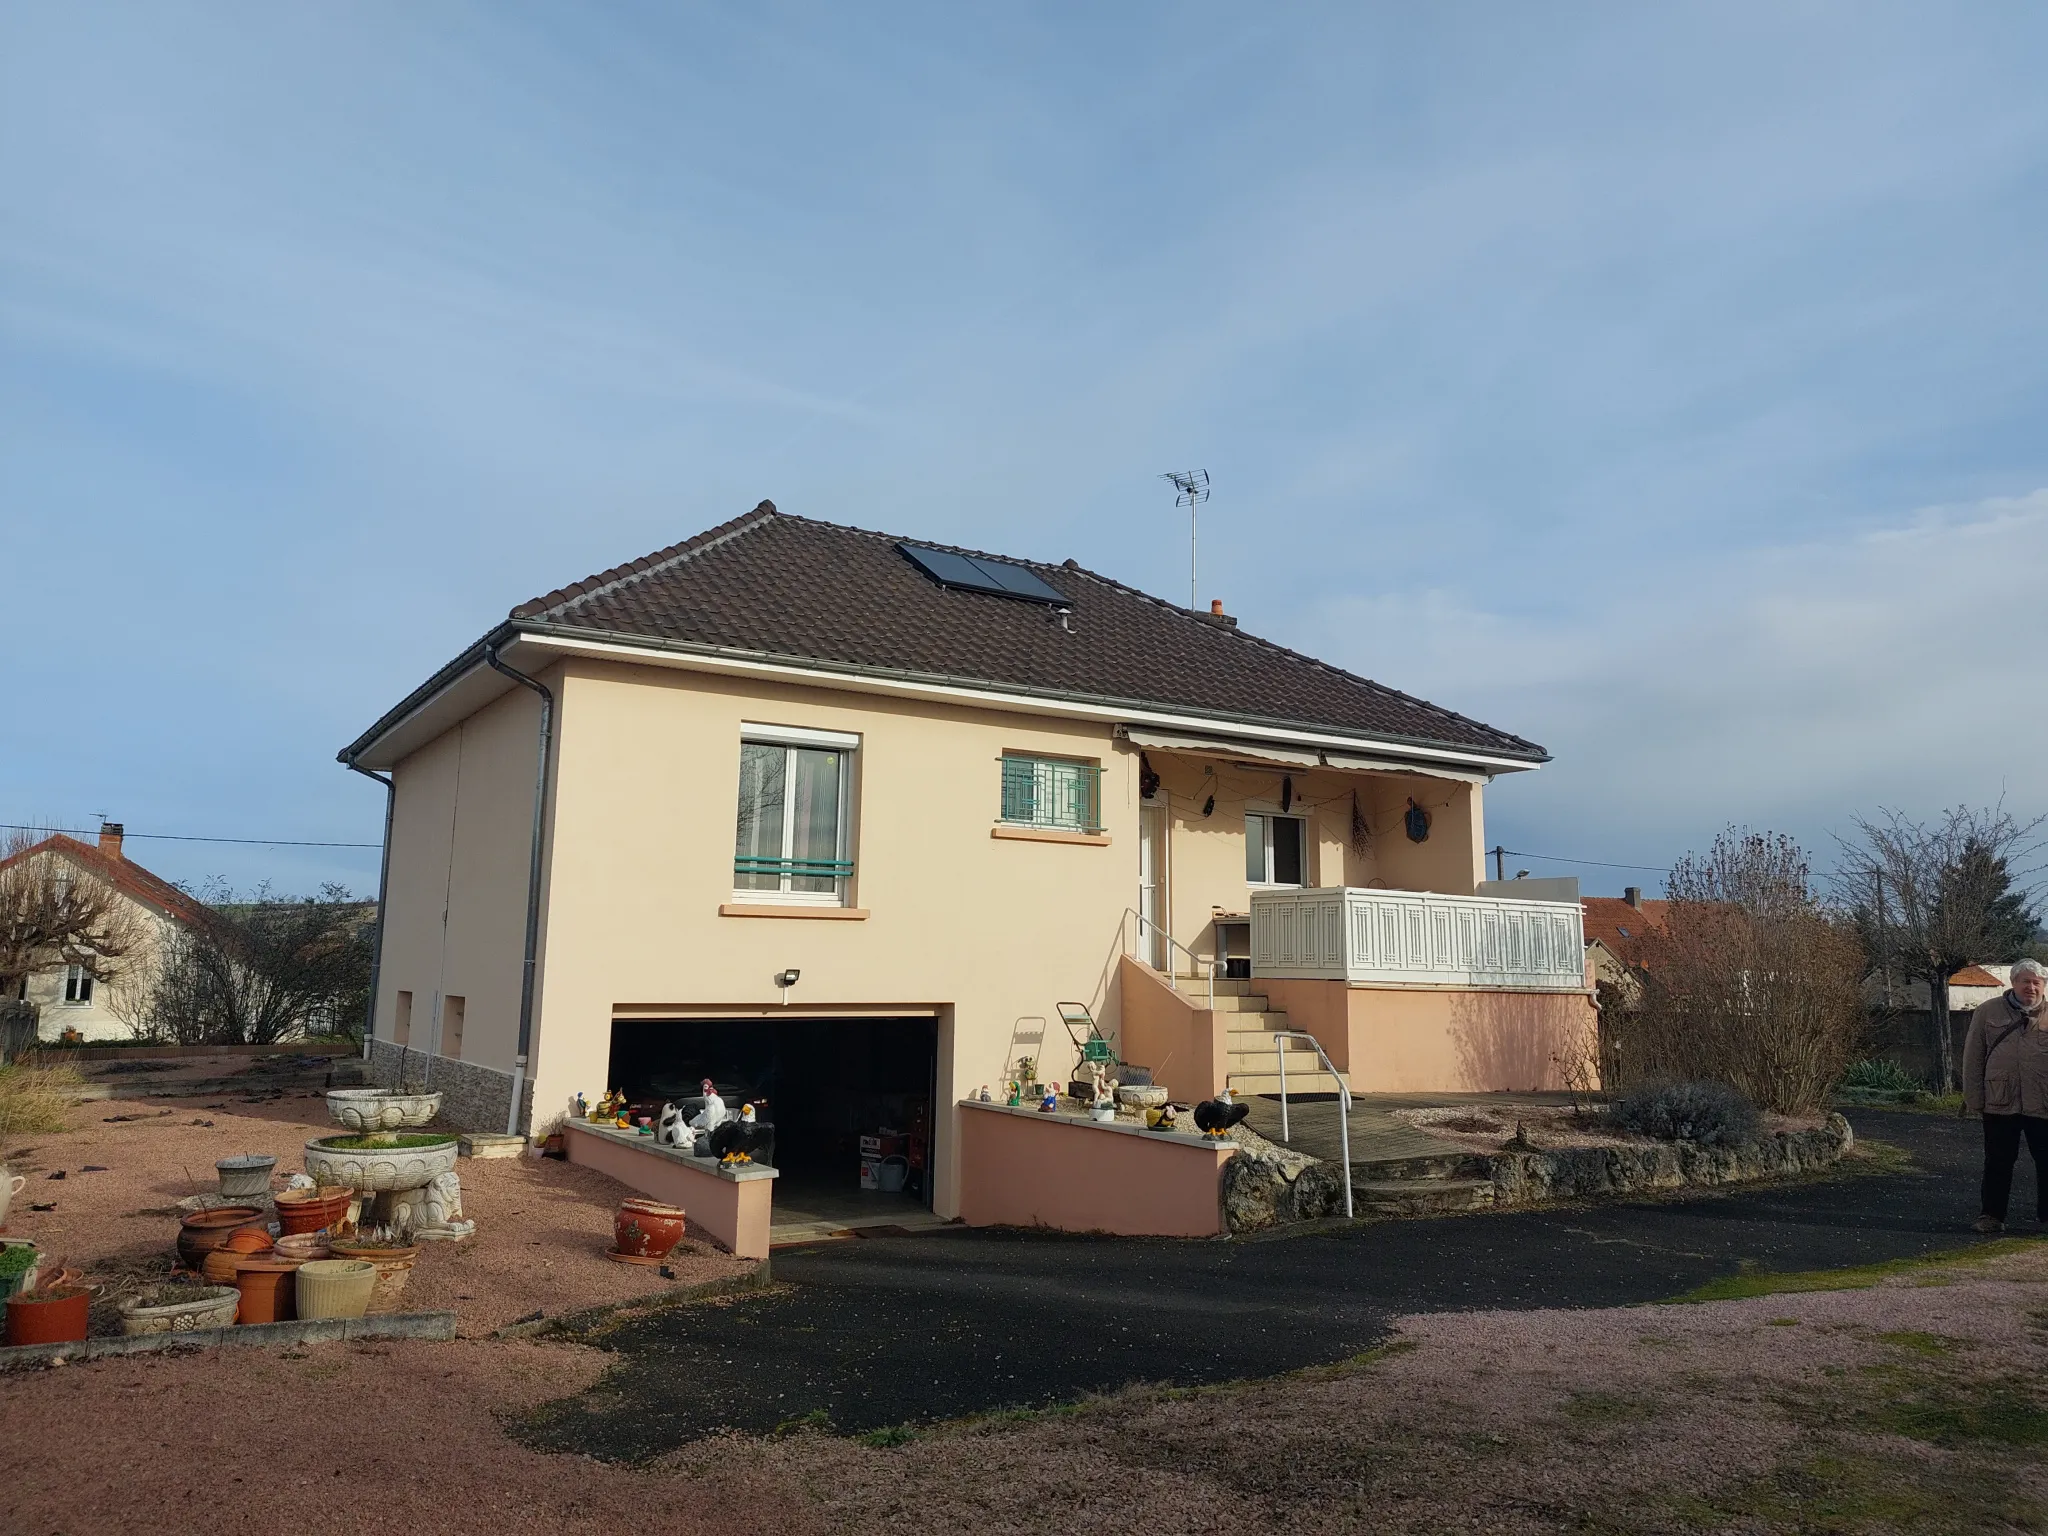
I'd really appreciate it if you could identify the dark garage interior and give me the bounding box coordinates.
[607,1015,937,1206]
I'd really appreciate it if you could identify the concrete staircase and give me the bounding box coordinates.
[1166,975,1347,1096]
[1348,1150,1499,1218]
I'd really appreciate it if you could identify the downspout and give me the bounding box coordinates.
[344,759,396,1066]
[486,642,554,1138]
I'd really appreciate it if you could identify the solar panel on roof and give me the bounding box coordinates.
[897,542,1069,605]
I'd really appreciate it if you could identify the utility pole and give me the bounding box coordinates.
[1492,845,1506,883]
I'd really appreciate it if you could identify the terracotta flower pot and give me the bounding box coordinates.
[328,1242,420,1315]
[295,1259,375,1320]
[272,1232,333,1264]
[176,1205,265,1270]
[275,1189,352,1236]
[6,1285,91,1346]
[232,1256,301,1325]
[612,1197,687,1260]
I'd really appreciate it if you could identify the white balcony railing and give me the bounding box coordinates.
[1250,887,1587,991]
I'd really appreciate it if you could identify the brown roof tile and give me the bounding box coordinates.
[1582,896,1668,960]
[0,835,207,928]
[504,503,1544,759]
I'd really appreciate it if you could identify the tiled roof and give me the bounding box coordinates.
[503,503,1545,760]
[0,835,207,928]
[1949,964,2006,988]
[1582,896,1668,960]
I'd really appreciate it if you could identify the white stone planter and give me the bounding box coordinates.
[119,1284,241,1336]
[326,1089,443,1133]
[304,1135,458,1194]
[215,1155,277,1201]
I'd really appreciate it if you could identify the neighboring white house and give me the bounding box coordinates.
[1,823,206,1042]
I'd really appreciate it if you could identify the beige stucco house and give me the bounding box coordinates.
[340,503,1593,1223]
[2,824,206,1043]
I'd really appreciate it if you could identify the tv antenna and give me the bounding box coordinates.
[1159,470,1210,611]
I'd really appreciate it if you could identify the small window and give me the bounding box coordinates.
[393,990,413,1047]
[63,965,94,1005]
[1000,755,1103,833]
[1246,813,1306,886]
[734,726,856,904]
[442,995,465,1060]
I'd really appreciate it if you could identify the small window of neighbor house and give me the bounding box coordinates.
[63,965,94,1005]
[999,754,1103,833]
[442,995,465,1060]
[1246,813,1306,886]
[393,990,413,1046]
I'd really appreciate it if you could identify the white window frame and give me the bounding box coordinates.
[1244,806,1308,889]
[998,752,1104,834]
[733,722,858,906]
[63,964,95,1006]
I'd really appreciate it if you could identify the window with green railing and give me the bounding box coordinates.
[999,754,1104,834]
[734,731,855,903]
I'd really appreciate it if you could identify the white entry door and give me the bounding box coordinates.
[1138,798,1166,970]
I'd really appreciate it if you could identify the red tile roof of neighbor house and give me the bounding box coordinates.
[492,503,1547,761]
[1581,896,1668,958]
[0,834,207,928]
[1950,965,2005,987]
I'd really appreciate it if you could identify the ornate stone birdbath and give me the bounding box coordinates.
[308,1090,473,1241]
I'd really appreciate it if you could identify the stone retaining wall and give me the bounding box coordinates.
[367,1040,534,1134]
[1222,1115,1855,1234]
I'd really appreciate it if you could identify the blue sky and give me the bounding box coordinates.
[5,4,2046,899]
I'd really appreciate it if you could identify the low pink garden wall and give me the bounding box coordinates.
[562,1121,776,1259]
[957,1101,1235,1238]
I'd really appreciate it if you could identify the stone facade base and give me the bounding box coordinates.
[367,1040,535,1135]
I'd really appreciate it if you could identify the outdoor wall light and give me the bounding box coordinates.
[773,968,801,1004]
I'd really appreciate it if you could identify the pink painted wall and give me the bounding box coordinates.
[1116,956,1226,1102]
[563,1122,775,1259]
[1258,979,1600,1094]
[956,1103,1234,1237]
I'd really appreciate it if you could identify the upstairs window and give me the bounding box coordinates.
[1246,812,1306,886]
[1000,754,1103,834]
[734,724,857,904]
[63,964,94,1005]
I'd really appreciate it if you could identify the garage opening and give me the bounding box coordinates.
[607,1014,938,1235]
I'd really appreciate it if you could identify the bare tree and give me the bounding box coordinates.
[1836,805,2044,1089]
[0,828,143,1000]
[122,883,373,1045]
[1618,828,1865,1114]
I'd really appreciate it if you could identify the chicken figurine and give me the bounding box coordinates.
[688,1078,728,1151]
[710,1103,770,1165]
[1144,1103,1185,1133]
[656,1102,689,1148]
[1192,1087,1251,1139]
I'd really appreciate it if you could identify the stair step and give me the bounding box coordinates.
[1227,1070,1347,1094]
[1353,1153,1496,1183]
[1203,994,1272,1014]
[1226,1029,1316,1049]
[1353,1178,1496,1216]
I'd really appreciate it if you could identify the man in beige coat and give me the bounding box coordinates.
[1961,957,2048,1232]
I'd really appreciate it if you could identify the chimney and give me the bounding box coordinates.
[99,822,124,861]
[1623,886,1641,909]
[1199,599,1237,628]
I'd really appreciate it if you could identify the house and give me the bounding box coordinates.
[1582,887,1669,1001]
[0,823,208,1042]
[338,502,1596,1226]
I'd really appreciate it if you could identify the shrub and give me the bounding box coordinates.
[1838,1058,1924,1095]
[0,1063,84,1136]
[1612,1080,1760,1148]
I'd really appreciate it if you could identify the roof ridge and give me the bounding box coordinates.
[510,500,781,621]
[0,833,207,926]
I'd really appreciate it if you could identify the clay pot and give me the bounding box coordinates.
[612,1197,688,1260]
[327,1241,420,1314]
[275,1188,353,1236]
[6,1284,91,1346]
[176,1205,264,1270]
[232,1256,301,1325]
[294,1259,375,1320]
[118,1283,240,1336]
[272,1232,333,1264]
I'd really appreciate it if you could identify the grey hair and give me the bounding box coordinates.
[2013,958,2048,984]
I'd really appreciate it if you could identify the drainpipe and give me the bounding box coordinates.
[344,759,396,1067]
[486,642,554,1138]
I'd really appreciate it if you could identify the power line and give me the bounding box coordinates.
[1499,847,1670,874]
[2,822,380,850]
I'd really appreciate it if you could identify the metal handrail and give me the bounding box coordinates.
[1120,908,1217,1008]
[1271,1029,1353,1219]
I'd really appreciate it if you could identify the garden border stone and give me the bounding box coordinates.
[0,1309,457,1371]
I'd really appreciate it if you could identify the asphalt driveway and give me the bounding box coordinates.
[518,1110,2040,1459]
